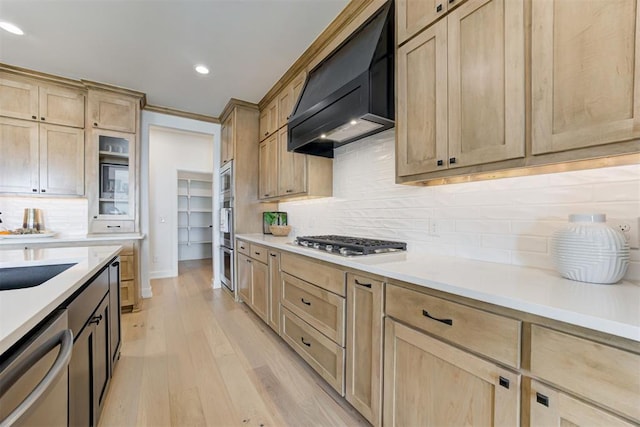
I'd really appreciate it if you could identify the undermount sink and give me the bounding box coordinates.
[0,263,77,291]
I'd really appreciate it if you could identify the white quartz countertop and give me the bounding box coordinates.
[237,233,640,342]
[0,245,121,354]
[0,233,144,246]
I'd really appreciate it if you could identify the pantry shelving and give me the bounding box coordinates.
[177,171,213,261]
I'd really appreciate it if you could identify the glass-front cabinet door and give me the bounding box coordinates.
[89,129,136,232]
[98,134,131,217]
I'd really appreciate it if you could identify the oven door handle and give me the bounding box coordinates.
[0,329,73,427]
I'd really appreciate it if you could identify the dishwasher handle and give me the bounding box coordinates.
[0,329,73,427]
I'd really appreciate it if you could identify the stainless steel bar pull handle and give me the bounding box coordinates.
[0,329,73,427]
[422,309,453,326]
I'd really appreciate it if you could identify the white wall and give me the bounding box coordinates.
[279,130,640,282]
[140,111,220,298]
[148,126,213,278]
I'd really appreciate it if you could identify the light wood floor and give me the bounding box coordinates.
[99,259,368,427]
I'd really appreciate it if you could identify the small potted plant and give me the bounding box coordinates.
[264,212,291,236]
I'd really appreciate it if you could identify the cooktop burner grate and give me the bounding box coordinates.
[294,235,407,256]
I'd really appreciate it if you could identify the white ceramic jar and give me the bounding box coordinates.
[550,214,630,284]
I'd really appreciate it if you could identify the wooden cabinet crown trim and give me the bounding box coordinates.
[143,104,219,123]
[0,62,85,89]
[258,0,382,109]
[220,98,259,122]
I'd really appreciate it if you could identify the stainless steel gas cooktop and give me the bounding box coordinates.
[293,235,407,256]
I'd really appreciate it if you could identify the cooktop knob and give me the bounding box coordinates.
[325,245,333,252]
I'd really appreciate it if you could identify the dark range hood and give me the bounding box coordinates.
[288,1,394,158]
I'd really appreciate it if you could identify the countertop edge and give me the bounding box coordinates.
[0,245,122,354]
[236,233,640,342]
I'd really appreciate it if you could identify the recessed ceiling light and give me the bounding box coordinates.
[320,134,327,139]
[350,119,357,125]
[0,21,24,35]
[195,65,210,75]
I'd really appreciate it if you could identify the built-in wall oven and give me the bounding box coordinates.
[219,161,234,292]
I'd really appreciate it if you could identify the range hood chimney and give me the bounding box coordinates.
[288,1,394,158]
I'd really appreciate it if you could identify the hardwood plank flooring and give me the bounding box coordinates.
[100,259,368,427]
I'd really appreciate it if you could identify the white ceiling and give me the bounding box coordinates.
[0,0,349,117]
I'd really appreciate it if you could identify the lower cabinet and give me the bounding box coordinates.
[237,248,269,323]
[281,307,345,394]
[529,380,635,427]
[68,257,120,427]
[383,318,520,426]
[267,250,281,333]
[345,273,384,426]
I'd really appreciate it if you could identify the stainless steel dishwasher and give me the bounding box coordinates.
[0,309,73,427]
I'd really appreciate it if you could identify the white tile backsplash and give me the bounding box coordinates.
[279,130,640,282]
[0,197,88,237]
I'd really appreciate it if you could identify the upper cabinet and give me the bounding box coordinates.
[396,0,639,185]
[397,0,525,177]
[0,72,86,196]
[259,99,278,141]
[221,112,234,166]
[88,91,137,133]
[397,0,467,45]
[531,0,640,155]
[86,88,142,233]
[277,72,306,129]
[0,73,85,128]
[259,125,332,201]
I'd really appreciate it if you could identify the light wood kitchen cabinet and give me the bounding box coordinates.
[267,250,281,334]
[281,272,345,346]
[259,99,278,141]
[117,242,138,310]
[281,306,345,395]
[259,133,278,199]
[396,0,467,45]
[259,126,332,201]
[87,129,137,233]
[397,0,525,178]
[279,251,347,395]
[277,126,306,197]
[0,117,38,194]
[88,90,137,133]
[529,325,640,422]
[251,260,269,321]
[531,0,640,155]
[384,318,520,426]
[236,242,269,323]
[345,273,384,426]
[237,253,252,304]
[220,112,233,166]
[277,72,306,128]
[38,124,85,196]
[0,118,84,196]
[529,380,636,427]
[0,74,38,121]
[0,73,85,128]
[386,283,521,368]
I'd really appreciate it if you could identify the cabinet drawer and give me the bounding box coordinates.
[250,244,268,264]
[281,252,345,297]
[120,254,134,281]
[237,240,251,257]
[90,220,134,233]
[282,273,345,346]
[530,325,640,422]
[120,280,134,307]
[281,307,344,395]
[386,284,521,368]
